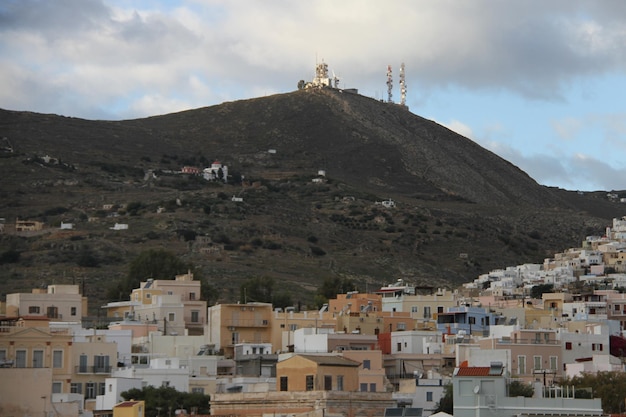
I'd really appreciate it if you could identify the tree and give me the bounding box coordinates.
[434,382,453,414]
[508,380,534,397]
[530,283,554,299]
[240,276,274,303]
[121,386,210,417]
[314,276,356,307]
[107,249,191,301]
[563,371,626,414]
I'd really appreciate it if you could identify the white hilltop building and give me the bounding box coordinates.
[203,160,228,182]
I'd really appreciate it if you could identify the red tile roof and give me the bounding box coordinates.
[455,367,492,376]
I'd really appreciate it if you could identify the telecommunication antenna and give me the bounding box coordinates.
[399,62,407,106]
[386,65,393,103]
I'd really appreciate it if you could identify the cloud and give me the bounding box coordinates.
[552,117,584,140]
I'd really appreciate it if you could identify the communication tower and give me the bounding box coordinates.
[386,65,393,103]
[399,62,407,107]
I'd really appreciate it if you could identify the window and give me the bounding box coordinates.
[162,381,170,388]
[191,387,204,394]
[565,342,572,350]
[397,342,402,352]
[71,307,77,316]
[469,316,476,325]
[369,383,376,392]
[0,349,6,361]
[423,306,431,319]
[94,355,110,373]
[533,355,542,371]
[426,391,433,402]
[280,376,288,391]
[306,375,314,391]
[517,355,526,375]
[52,382,62,394]
[15,350,26,368]
[337,375,344,391]
[360,383,368,392]
[289,324,298,331]
[71,383,82,394]
[363,359,371,370]
[86,382,96,399]
[437,306,444,314]
[33,350,44,368]
[189,292,196,301]
[231,332,239,344]
[47,306,59,318]
[592,343,603,351]
[168,312,175,322]
[53,350,63,368]
[79,354,88,373]
[146,293,151,299]
[550,356,558,371]
[29,306,40,314]
[411,306,417,313]
[397,322,406,330]
[324,375,332,390]
[191,311,199,323]
[99,382,106,396]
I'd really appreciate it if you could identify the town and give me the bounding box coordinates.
[4,216,626,417]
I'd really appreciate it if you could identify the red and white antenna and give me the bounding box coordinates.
[399,62,407,107]
[386,65,393,103]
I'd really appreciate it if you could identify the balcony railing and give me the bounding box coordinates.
[224,319,269,327]
[75,366,112,374]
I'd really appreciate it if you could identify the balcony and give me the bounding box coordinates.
[224,319,269,328]
[75,366,112,374]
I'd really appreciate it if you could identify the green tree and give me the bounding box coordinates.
[530,283,554,299]
[107,249,190,301]
[240,276,274,303]
[434,382,453,414]
[508,380,534,397]
[314,276,356,307]
[563,371,626,414]
[121,386,210,417]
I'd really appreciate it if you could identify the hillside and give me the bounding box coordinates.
[0,88,624,312]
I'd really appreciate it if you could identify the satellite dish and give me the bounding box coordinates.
[473,385,480,394]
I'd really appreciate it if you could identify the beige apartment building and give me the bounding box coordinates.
[0,321,71,415]
[207,302,273,358]
[102,271,206,336]
[270,308,336,352]
[6,284,87,320]
[478,328,562,383]
[276,354,360,392]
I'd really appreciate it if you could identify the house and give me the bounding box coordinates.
[110,223,128,230]
[452,362,604,417]
[437,306,499,336]
[6,284,86,321]
[102,271,207,336]
[15,219,44,232]
[477,328,562,383]
[276,354,360,392]
[207,302,273,359]
[113,400,145,417]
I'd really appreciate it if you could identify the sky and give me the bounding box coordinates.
[1,1,626,192]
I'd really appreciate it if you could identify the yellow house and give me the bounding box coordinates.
[276,354,360,392]
[113,400,145,417]
[0,324,73,415]
[207,303,273,358]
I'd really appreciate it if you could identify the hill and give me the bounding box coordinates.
[0,88,624,311]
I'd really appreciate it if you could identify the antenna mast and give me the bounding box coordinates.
[386,65,393,103]
[399,62,407,107]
